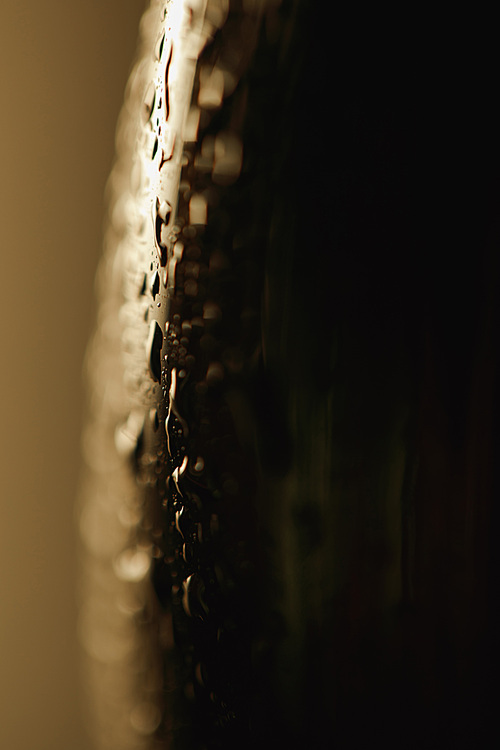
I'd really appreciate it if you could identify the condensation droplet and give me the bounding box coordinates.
[206,361,224,385]
[191,316,204,329]
[114,411,144,457]
[154,31,166,61]
[147,320,164,382]
[164,43,173,120]
[198,65,225,110]
[194,134,215,171]
[203,301,221,320]
[142,81,156,123]
[213,131,243,185]
[155,198,172,266]
[182,573,209,618]
[193,456,205,473]
[183,542,195,564]
[113,547,151,582]
[184,106,201,142]
[172,455,189,492]
[158,198,172,222]
[130,702,162,735]
[173,240,184,260]
[151,270,160,299]
[118,504,142,529]
[175,508,187,539]
[160,129,176,167]
[169,366,177,400]
[151,134,159,159]
[149,408,159,431]
[189,193,208,225]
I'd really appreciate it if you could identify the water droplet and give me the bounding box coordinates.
[182,573,209,618]
[194,134,215,171]
[165,369,189,461]
[118,504,141,528]
[213,131,243,185]
[159,129,176,168]
[150,270,160,299]
[175,507,189,538]
[149,408,159,431]
[157,198,172,222]
[181,323,192,340]
[184,106,201,142]
[206,361,224,385]
[154,31,166,61]
[114,411,144,456]
[114,547,151,582]
[221,67,238,97]
[130,702,162,735]
[164,44,173,120]
[193,456,205,473]
[172,454,188,487]
[116,591,144,617]
[203,301,221,321]
[189,193,208,225]
[183,542,195,564]
[142,81,156,123]
[198,65,225,109]
[155,198,172,266]
[151,134,159,160]
[169,366,178,399]
[147,320,163,382]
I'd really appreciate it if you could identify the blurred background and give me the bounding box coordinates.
[0,2,145,747]
[1,3,499,749]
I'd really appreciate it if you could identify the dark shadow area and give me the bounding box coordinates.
[255,5,499,748]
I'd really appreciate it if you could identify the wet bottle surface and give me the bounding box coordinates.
[80,3,500,749]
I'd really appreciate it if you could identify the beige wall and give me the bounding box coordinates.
[0,2,145,748]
